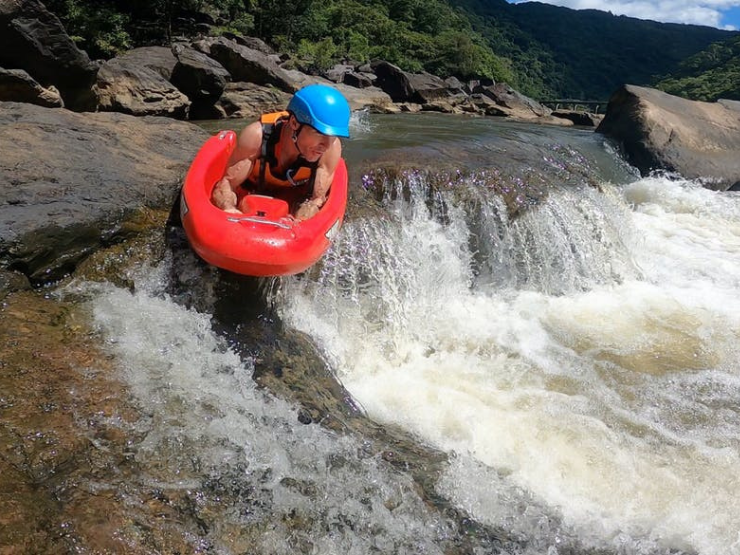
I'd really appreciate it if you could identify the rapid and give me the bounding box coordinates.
[71,113,740,554]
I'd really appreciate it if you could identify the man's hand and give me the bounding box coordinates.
[212,178,239,212]
[294,198,321,221]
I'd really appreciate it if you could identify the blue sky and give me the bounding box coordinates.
[508,1,740,30]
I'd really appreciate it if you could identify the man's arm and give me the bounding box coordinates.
[211,122,262,213]
[294,139,342,220]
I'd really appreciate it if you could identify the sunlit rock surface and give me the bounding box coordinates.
[597,84,740,190]
[0,102,209,284]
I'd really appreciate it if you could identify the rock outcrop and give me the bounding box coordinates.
[115,46,179,80]
[171,44,230,119]
[0,0,97,110]
[194,36,298,92]
[95,57,191,118]
[0,102,209,283]
[596,85,740,190]
[0,68,64,108]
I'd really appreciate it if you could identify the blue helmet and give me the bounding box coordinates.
[288,84,351,138]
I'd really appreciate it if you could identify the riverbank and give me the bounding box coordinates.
[1,0,599,128]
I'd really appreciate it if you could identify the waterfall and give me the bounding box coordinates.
[278,166,740,555]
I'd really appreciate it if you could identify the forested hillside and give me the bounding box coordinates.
[43,0,738,101]
[655,35,740,101]
[459,0,736,100]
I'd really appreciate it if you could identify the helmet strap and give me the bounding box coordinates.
[291,121,306,158]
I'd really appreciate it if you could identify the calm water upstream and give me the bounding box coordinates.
[71,113,740,554]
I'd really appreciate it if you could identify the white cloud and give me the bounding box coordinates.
[513,0,740,28]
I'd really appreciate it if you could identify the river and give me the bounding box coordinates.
[66,113,740,554]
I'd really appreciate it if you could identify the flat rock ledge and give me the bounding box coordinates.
[0,101,210,285]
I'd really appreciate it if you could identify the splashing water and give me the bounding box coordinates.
[64,264,463,555]
[278,169,740,555]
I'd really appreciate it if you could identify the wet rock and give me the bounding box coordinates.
[0,102,209,283]
[0,68,63,108]
[0,285,244,554]
[0,290,133,553]
[95,56,191,118]
[0,268,30,301]
[0,0,98,111]
[596,84,740,190]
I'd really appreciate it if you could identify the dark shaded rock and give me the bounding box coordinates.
[171,44,230,116]
[0,68,63,107]
[343,71,374,88]
[193,37,298,92]
[370,60,416,102]
[0,102,209,282]
[116,46,179,80]
[596,84,740,190]
[0,0,97,111]
[552,109,603,127]
[94,57,191,118]
[406,72,452,103]
[370,60,416,103]
[370,61,451,104]
[0,268,30,300]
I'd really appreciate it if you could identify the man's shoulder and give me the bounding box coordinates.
[237,121,264,155]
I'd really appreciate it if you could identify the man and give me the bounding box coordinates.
[211,84,351,221]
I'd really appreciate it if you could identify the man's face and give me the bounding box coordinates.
[291,117,336,162]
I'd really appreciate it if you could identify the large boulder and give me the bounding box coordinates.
[473,83,551,119]
[0,68,63,108]
[327,82,394,112]
[211,81,291,120]
[193,37,298,92]
[370,61,414,102]
[95,57,191,119]
[323,64,354,84]
[0,102,210,283]
[221,33,275,54]
[370,61,450,104]
[343,71,374,89]
[552,109,602,127]
[0,0,97,111]
[596,85,740,190]
[171,44,230,118]
[115,46,179,80]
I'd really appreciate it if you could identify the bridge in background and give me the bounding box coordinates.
[541,99,607,114]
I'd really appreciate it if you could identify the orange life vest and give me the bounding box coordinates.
[245,111,316,190]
